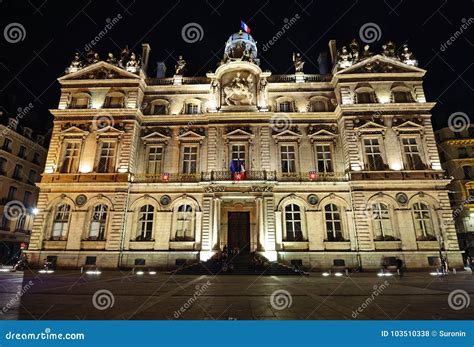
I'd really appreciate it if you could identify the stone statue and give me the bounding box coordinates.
[293,52,305,73]
[361,44,373,59]
[382,41,396,59]
[65,53,84,73]
[337,46,352,69]
[242,49,252,62]
[223,72,255,106]
[350,39,360,63]
[126,52,141,71]
[399,44,417,66]
[175,55,186,75]
[259,77,268,108]
[119,46,130,68]
[86,51,100,64]
[106,52,117,65]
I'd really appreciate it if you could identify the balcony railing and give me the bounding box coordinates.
[133,171,347,183]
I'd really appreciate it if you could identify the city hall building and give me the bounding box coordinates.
[26,30,464,270]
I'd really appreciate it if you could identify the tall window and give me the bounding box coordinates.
[97,142,117,173]
[325,204,343,241]
[28,169,36,184]
[280,144,296,173]
[2,138,12,152]
[364,138,384,170]
[13,164,23,180]
[23,191,32,207]
[182,146,198,174]
[315,144,333,173]
[402,138,424,170]
[372,203,393,240]
[89,204,108,240]
[137,205,154,241]
[0,157,6,174]
[147,146,163,175]
[231,144,246,169]
[279,101,292,112]
[7,186,17,201]
[285,204,303,241]
[412,203,434,240]
[60,142,80,173]
[186,103,199,114]
[33,152,40,164]
[15,214,26,231]
[18,145,26,158]
[51,204,71,240]
[176,204,194,240]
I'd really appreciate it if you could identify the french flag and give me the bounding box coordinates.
[240,20,251,34]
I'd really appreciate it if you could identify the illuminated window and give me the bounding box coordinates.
[412,203,435,240]
[280,144,296,173]
[284,204,303,241]
[70,94,90,109]
[51,204,71,240]
[356,91,375,103]
[175,204,194,241]
[392,91,412,103]
[364,138,384,170]
[137,205,154,241]
[402,138,424,170]
[89,204,108,241]
[146,146,163,175]
[96,142,117,173]
[231,144,246,169]
[372,203,393,240]
[104,94,124,108]
[315,144,333,173]
[279,101,293,112]
[325,204,343,241]
[60,142,80,173]
[186,103,199,114]
[182,146,198,174]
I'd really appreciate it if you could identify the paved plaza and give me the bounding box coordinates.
[0,270,473,320]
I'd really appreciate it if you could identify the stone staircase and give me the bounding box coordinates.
[173,254,307,276]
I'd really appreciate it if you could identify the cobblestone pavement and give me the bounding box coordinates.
[0,270,473,320]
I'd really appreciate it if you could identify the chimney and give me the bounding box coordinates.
[328,40,337,67]
[141,43,151,74]
[156,61,167,78]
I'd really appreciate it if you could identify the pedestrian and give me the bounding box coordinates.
[396,257,404,277]
[380,256,387,274]
[468,256,474,275]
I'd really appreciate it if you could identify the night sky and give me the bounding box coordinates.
[0,0,473,137]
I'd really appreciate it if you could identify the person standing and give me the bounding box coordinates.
[396,257,404,277]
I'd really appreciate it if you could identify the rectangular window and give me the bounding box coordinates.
[364,138,384,170]
[28,169,36,184]
[176,204,193,240]
[153,104,166,115]
[18,146,26,158]
[280,144,296,173]
[97,142,117,173]
[0,157,6,174]
[315,144,333,173]
[2,138,12,152]
[186,104,199,114]
[231,144,246,169]
[13,165,23,180]
[104,96,123,108]
[402,138,424,170]
[71,96,89,109]
[356,92,373,103]
[23,191,32,206]
[182,146,198,174]
[147,146,163,175]
[60,142,80,173]
[279,101,292,112]
[7,186,17,201]
[33,152,40,164]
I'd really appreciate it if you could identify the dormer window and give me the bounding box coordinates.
[279,101,293,112]
[392,90,412,103]
[70,93,90,109]
[186,103,199,114]
[153,104,167,115]
[356,91,375,104]
[103,92,125,108]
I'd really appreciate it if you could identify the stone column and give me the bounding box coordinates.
[212,197,221,250]
[256,197,265,251]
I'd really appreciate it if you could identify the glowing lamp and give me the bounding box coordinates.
[309,171,318,181]
[161,173,170,182]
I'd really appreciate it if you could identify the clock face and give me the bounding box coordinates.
[396,193,408,204]
[75,194,87,206]
[160,195,171,206]
[307,194,319,205]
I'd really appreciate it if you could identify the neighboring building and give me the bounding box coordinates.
[26,31,463,270]
[0,113,48,264]
[436,125,474,257]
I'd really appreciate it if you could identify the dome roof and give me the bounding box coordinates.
[224,30,258,61]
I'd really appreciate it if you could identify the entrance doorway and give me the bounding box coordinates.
[227,212,250,254]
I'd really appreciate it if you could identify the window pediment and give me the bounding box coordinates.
[308,129,338,143]
[354,121,386,137]
[393,121,424,137]
[177,129,205,143]
[141,131,171,144]
[223,128,254,143]
[95,125,124,140]
[59,125,89,140]
[272,129,302,143]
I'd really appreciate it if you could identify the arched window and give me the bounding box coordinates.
[325,204,343,241]
[412,203,435,240]
[70,93,90,109]
[175,204,194,241]
[137,205,154,241]
[51,204,71,240]
[372,203,394,241]
[284,204,303,241]
[311,100,327,112]
[185,103,199,114]
[151,99,169,115]
[278,100,294,112]
[89,204,108,240]
[104,92,125,108]
[392,90,412,103]
[355,88,376,104]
